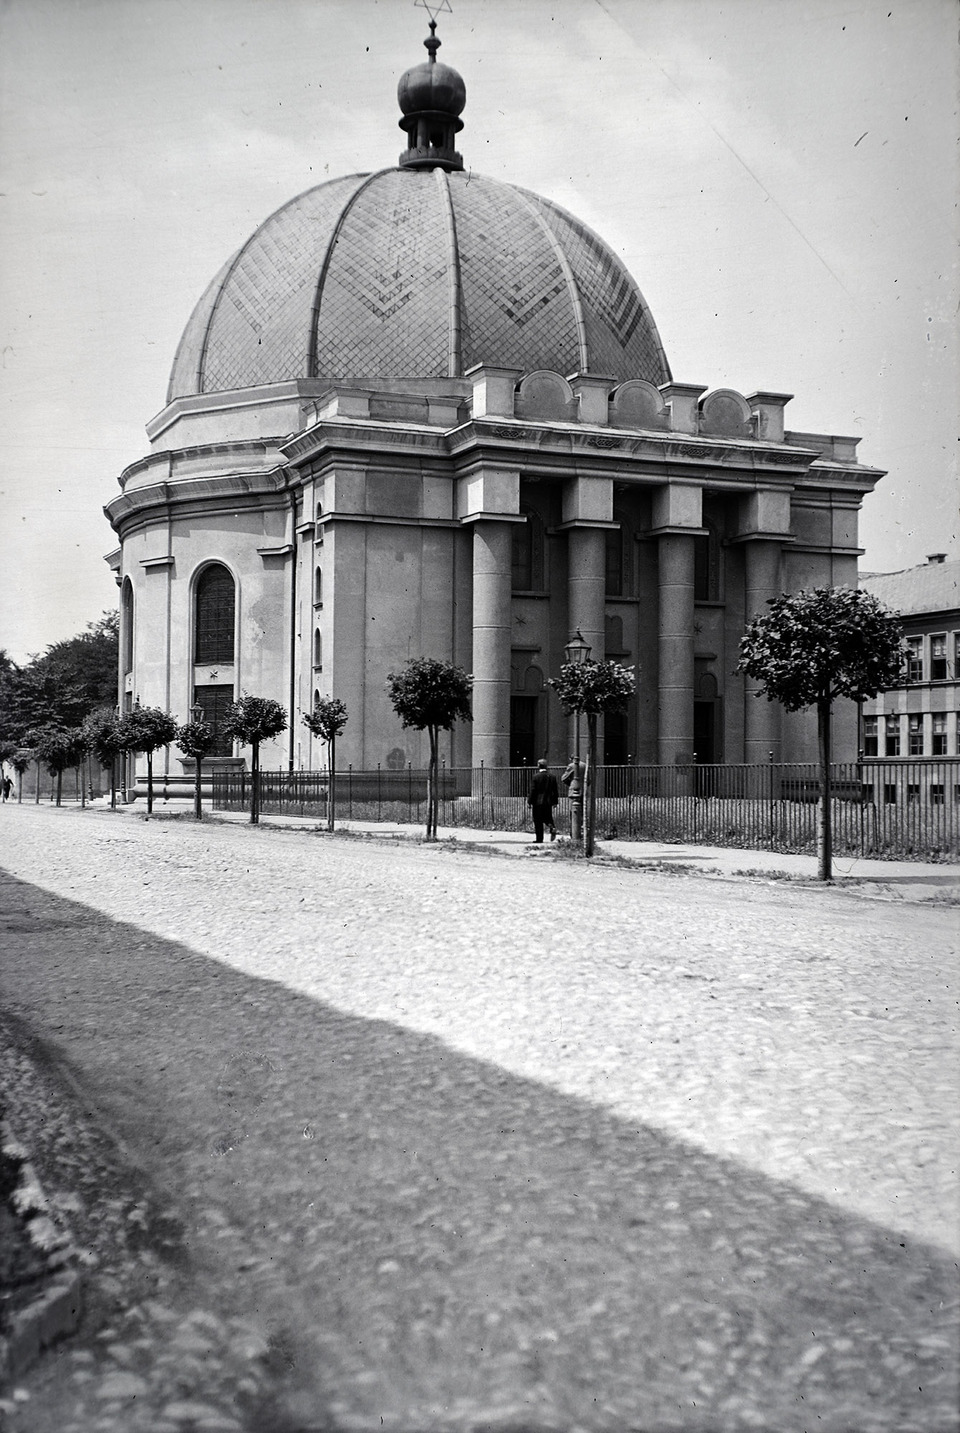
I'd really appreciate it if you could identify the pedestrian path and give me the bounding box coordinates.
[121,798,960,902]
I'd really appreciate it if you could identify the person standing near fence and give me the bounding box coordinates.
[527,758,559,843]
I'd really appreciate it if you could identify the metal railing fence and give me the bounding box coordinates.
[212,757,960,861]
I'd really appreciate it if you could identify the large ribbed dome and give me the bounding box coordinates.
[167,167,670,402]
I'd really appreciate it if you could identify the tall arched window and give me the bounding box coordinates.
[195,564,235,664]
[314,565,323,606]
[313,629,323,670]
[121,578,134,675]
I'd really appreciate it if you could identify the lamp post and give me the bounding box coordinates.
[563,629,592,842]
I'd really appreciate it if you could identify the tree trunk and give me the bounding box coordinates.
[146,751,154,815]
[35,759,41,803]
[251,742,260,824]
[110,756,116,809]
[817,696,832,881]
[194,757,203,820]
[585,713,598,858]
[425,728,438,840]
[56,769,62,807]
[328,734,335,833]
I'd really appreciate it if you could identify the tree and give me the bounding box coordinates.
[222,695,287,825]
[83,708,125,810]
[549,660,636,857]
[28,724,87,807]
[737,585,905,880]
[117,705,178,815]
[386,658,472,840]
[175,718,217,820]
[302,697,349,832]
[10,749,33,803]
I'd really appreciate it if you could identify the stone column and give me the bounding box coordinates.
[567,526,606,659]
[471,520,513,769]
[658,532,695,765]
[743,539,783,763]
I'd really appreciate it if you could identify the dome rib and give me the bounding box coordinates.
[433,168,462,377]
[509,182,589,375]
[306,169,392,379]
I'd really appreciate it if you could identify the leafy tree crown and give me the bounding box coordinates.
[175,719,218,761]
[549,660,636,716]
[82,708,125,766]
[302,697,349,743]
[27,723,87,775]
[222,695,287,746]
[386,659,473,733]
[737,586,906,711]
[116,705,179,755]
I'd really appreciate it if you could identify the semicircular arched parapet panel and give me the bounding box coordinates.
[515,370,575,422]
[609,379,667,430]
[697,671,719,700]
[699,388,754,439]
[522,664,545,693]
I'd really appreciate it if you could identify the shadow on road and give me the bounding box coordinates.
[1,868,957,1433]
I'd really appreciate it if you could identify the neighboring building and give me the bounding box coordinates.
[860,555,960,758]
[105,22,886,795]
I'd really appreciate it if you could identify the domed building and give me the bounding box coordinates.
[106,22,883,794]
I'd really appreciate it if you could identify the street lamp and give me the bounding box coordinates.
[563,629,591,841]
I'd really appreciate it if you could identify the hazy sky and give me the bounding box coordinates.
[1,0,957,663]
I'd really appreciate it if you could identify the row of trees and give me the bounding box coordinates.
[2,589,905,879]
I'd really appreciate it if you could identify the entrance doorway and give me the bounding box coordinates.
[510,695,538,769]
[693,701,716,764]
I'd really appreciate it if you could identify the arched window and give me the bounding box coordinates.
[314,566,323,606]
[512,506,544,592]
[313,629,323,670]
[195,564,235,664]
[121,578,134,675]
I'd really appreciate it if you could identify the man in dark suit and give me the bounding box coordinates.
[527,758,559,843]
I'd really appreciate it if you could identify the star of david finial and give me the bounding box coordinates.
[414,0,453,23]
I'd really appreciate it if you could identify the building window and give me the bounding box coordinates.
[313,629,322,671]
[605,523,624,597]
[314,566,323,606]
[930,784,945,805]
[907,783,921,803]
[121,578,134,676]
[694,521,722,602]
[908,714,924,756]
[930,634,947,681]
[904,636,923,684]
[192,684,234,757]
[885,715,900,757]
[862,714,878,756]
[512,507,543,592]
[195,564,235,665]
[883,783,897,805]
[932,713,947,755]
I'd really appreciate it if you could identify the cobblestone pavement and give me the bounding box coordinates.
[0,805,957,1433]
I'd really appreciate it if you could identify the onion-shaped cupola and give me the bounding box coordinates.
[397,20,466,172]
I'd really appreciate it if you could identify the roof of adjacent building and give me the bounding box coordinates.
[860,559,960,617]
[166,168,671,401]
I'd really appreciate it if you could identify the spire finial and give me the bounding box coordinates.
[399,0,465,172]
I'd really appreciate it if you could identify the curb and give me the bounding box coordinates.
[0,1122,84,1387]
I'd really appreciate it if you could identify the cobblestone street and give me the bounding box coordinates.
[0,805,957,1432]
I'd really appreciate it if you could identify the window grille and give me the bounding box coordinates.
[195,565,235,665]
[193,685,234,757]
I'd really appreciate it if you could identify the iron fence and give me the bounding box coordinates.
[212,757,960,861]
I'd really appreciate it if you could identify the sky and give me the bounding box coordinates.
[1,0,957,664]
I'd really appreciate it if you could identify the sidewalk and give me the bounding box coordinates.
[115,798,960,903]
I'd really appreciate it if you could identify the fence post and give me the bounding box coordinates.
[377,763,382,822]
[768,750,775,850]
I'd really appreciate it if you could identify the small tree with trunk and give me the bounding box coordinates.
[28,724,88,807]
[116,705,178,815]
[549,660,636,857]
[302,697,349,832]
[737,585,905,880]
[10,748,32,803]
[222,695,287,825]
[386,658,472,840]
[175,718,217,820]
[82,708,125,810]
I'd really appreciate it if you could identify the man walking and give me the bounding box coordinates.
[527,758,559,843]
